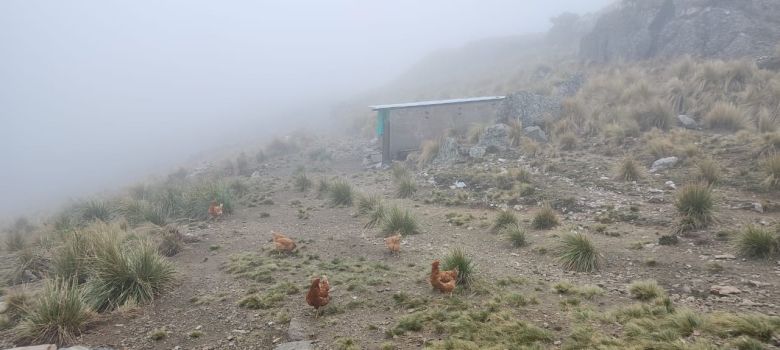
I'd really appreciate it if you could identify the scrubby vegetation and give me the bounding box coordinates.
[737,225,779,259]
[674,183,714,233]
[382,206,419,236]
[531,205,559,230]
[441,248,474,287]
[13,279,93,346]
[329,179,354,207]
[557,232,599,272]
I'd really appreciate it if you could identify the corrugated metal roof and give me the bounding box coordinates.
[369,96,505,111]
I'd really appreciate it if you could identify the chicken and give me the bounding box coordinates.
[208,200,224,219]
[430,260,459,295]
[306,276,330,317]
[271,231,297,253]
[384,234,401,255]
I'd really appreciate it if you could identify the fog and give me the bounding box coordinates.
[0,0,611,220]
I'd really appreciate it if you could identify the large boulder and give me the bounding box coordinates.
[580,0,780,62]
[497,92,561,127]
[477,124,510,151]
[650,156,679,173]
[434,137,463,164]
[524,126,548,143]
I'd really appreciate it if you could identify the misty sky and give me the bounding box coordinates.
[0,0,612,220]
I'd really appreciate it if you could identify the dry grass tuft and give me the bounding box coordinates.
[418,139,441,168]
[617,157,643,181]
[704,102,747,131]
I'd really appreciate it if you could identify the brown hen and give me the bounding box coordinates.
[271,231,296,253]
[384,234,401,255]
[430,260,458,296]
[306,276,330,318]
[208,200,223,219]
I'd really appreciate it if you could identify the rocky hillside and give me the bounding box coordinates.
[580,0,780,62]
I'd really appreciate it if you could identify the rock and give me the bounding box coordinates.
[0,301,7,314]
[434,137,462,164]
[523,126,548,143]
[752,202,764,213]
[677,115,697,129]
[664,180,676,189]
[274,341,314,350]
[757,55,780,71]
[498,91,561,127]
[476,124,510,151]
[468,146,486,159]
[61,347,90,350]
[453,181,467,189]
[650,157,678,173]
[710,285,742,296]
[580,0,780,63]
[250,170,261,178]
[747,280,771,288]
[714,254,736,260]
[6,346,57,350]
[286,318,305,341]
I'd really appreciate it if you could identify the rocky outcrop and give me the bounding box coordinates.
[497,92,561,127]
[580,0,780,62]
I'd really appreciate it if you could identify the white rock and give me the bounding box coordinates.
[650,157,679,173]
[710,285,742,296]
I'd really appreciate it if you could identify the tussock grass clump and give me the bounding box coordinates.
[467,123,486,144]
[507,120,524,147]
[11,248,48,284]
[501,224,527,247]
[334,337,361,350]
[316,177,331,198]
[762,155,780,189]
[417,139,441,168]
[119,199,167,227]
[51,230,94,283]
[492,210,518,232]
[674,183,714,232]
[631,101,675,131]
[149,328,168,341]
[737,225,779,259]
[705,312,780,342]
[557,232,599,272]
[79,199,114,223]
[365,204,386,229]
[5,231,26,252]
[696,158,721,186]
[628,279,666,301]
[396,176,417,198]
[84,232,175,311]
[181,180,233,220]
[531,205,560,230]
[704,102,747,131]
[521,138,541,157]
[647,138,677,159]
[382,206,419,236]
[293,172,312,192]
[14,279,93,346]
[328,179,354,207]
[557,131,577,151]
[667,309,703,337]
[442,248,474,287]
[617,157,642,181]
[158,228,184,257]
[391,163,410,181]
[4,290,32,322]
[357,193,382,215]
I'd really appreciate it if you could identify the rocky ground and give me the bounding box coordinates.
[2,129,780,350]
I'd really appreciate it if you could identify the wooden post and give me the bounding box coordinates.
[380,109,390,164]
